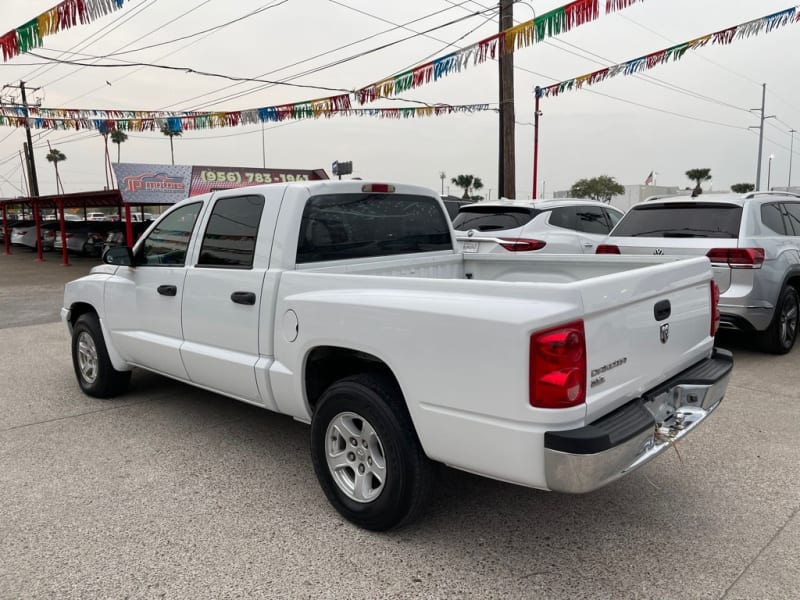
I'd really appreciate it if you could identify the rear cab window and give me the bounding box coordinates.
[296,193,452,263]
[611,202,743,238]
[452,207,539,232]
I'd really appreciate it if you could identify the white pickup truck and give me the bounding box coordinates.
[62,181,733,530]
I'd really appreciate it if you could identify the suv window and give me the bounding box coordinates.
[784,202,800,235]
[761,202,789,235]
[197,195,265,268]
[297,193,452,263]
[137,202,202,266]
[550,205,612,234]
[611,203,742,238]
[452,206,539,232]
[606,208,623,227]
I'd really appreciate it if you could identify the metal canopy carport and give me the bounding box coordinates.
[1,190,147,266]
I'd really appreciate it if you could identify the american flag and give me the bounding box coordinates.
[644,171,655,186]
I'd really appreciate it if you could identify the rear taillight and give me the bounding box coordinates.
[596,244,621,254]
[499,238,546,252]
[706,248,764,268]
[710,280,720,336]
[530,321,587,409]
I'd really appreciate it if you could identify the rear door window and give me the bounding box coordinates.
[197,195,265,268]
[297,193,452,263]
[574,206,611,234]
[452,207,538,232]
[611,203,743,238]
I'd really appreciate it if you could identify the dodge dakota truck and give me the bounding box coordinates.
[62,181,733,530]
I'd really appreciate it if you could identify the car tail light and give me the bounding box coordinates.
[530,321,587,409]
[362,184,395,193]
[499,238,546,252]
[706,248,764,268]
[596,244,621,254]
[710,280,720,336]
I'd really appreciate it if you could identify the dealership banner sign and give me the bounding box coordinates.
[112,163,327,204]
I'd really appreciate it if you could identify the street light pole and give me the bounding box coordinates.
[768,154,774,191]
[789,129,796,188]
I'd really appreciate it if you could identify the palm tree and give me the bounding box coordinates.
[160,122,182,165]
[111,129,128,162]
[450,174,484,199]
[686,168,712,197]
[46,147,66,194]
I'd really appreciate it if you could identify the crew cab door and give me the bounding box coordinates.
[104,202,204,379]
[180,193,274,404]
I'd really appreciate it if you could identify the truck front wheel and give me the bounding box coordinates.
[310,373,433,531]
[71,313,131,398]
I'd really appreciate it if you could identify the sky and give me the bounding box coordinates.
[0,0,799,200]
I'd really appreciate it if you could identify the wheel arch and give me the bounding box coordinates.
[67,301,98,329]
[68,301,130,372]
[304,346,405,415]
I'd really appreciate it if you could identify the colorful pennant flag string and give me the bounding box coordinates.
[354,0,644,104]
[537,5,800,98]
[2,0,127,63]
[0,103,494,133]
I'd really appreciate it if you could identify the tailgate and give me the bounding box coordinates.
[613,237,735,293]
[578,256,715,422]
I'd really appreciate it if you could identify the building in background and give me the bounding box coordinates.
[553,184,683,211]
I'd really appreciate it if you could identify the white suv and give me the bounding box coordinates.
[452,199,624,254]
[599,192,800,354]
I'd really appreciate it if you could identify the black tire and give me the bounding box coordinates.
[71,313,131,398]
[760,285,800,354]
[310,373,434,531]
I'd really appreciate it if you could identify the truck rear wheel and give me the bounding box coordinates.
[760,286,799,354]
[310,373,433,531]
[71,313,131,398]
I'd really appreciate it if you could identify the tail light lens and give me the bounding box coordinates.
[499,238,546,252]
[596,244,621,254]
[710,280,720,336]
[362,184,395,193]
[706,248,764,268]
[530,321,587,409]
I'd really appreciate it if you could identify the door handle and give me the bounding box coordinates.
[231,291,256,305]
[157,285,177,297]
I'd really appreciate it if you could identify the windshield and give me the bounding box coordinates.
[452,207,539,232]
[611,203,742,238]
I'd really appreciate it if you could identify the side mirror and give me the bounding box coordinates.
[102,246,134,267]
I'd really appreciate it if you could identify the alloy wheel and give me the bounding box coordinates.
[325,411,387,503]
[76,331,99,384]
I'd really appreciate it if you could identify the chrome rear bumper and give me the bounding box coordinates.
[544,348,733,494]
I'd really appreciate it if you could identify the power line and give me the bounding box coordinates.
[615,12,763,88]
[158,0,481,110]
[25,0,161,85]
[58,0,222,105]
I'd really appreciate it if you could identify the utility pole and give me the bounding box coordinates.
[789,129,796,188]
[498,0,515,199]
[532,87,541,199]
[751,83,775,191]
[19,81,40,197]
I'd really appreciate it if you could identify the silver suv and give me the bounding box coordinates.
[598,192,800,353]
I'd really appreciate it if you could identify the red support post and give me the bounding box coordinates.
[2,204,10,255]
[124,204,133,248]
[33,200,44,262]
[532,87,541,200]
[58,199,70,266]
